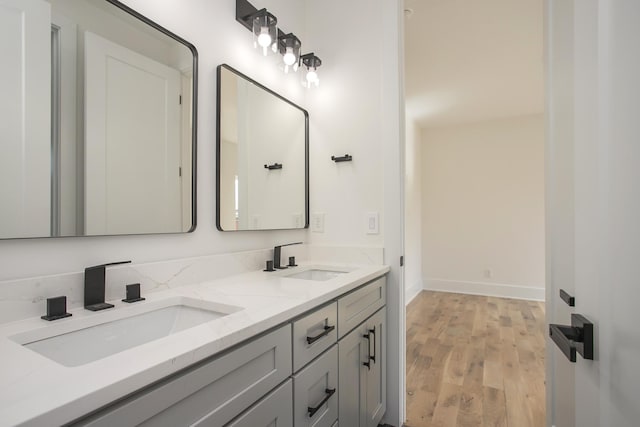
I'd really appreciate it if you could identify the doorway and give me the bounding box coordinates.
[402,1,545,425]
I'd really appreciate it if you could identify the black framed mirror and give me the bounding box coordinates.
[216,64,309,231]
[0,0,197,239]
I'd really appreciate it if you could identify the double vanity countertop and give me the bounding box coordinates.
[0,262,389,427]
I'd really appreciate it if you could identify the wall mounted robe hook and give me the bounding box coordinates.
[264,163,283,170]
[331,154,352,162]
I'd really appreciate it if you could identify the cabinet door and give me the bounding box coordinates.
[293,345,338,427]
[226,379,293,427]
[293,302,337,372]
[337,277,385,339]
[338,322,367,427]
[364,308,386,427]
[73,325,292,427]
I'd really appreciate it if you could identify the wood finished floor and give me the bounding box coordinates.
[405,291,546,427]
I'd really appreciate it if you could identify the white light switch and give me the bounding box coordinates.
[311,213,325,233]
[366,212,379,234]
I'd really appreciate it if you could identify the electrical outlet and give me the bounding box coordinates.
[366,212,379,234]
[311,213,325,233]
[484,269,493,279]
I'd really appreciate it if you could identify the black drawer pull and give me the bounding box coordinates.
[549,313,594,362]
[307,388,336,417]
[560,289,575,306]
[363,331,372,370]
[306,325,335,345]
[369,326,376,363]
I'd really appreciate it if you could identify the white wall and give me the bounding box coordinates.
[305,1,404,424]
[421,114,545,300]
[304,1,386,247]
[404,117,422,304]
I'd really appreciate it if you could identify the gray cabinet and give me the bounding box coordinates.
[338,308,386,427]
[292,302,337,372]
[226,379,293,427]
[73,325,292,427]
[293,345,338,427]
[337,276,385,338]
[70,274,387,427]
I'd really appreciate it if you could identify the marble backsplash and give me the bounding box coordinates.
[0,245,383,324]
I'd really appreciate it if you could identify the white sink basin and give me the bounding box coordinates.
[284,269,346,281]
[12,297,241,367]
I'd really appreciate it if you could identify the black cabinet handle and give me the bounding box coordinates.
[307,388,336,417]
[363,331,371,370]
[549,313,594,362]
[560,289,575,306]
[306,325,335,345]
[368,326,376,364]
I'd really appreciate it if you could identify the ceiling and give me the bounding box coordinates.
[404,0,544,128]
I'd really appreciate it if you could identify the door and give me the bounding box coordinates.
[84,31,182,235]
[338,322,367,427]
[546,1,640,426]
[0,0,51,238]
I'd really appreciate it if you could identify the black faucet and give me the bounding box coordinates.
[273,242,302,269]
[85,261,131,311]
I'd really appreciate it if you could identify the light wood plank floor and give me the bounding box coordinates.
[405,291,546,427]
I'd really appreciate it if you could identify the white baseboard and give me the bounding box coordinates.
[425,278,545,301]
[405,281,423,305]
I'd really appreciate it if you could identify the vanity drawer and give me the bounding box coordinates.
[226,379,293,427]
[293,302,337,372]
[337,276,386,338]
[293,345,338,427]
[74,324,292,427]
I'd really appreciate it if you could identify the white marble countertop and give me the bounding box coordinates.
[0,262,389,427]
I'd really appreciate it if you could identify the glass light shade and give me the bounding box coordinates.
[300,53,321,88]
[283,48,296,66]
[305,68,319,87]
[279,34,301,74]
[252,11,277,56]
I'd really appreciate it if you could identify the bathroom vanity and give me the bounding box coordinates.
[0,263,389,426]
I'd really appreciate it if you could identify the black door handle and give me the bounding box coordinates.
[307,388,336,417]
[549,313,594,362]
[560,289,575,306]
[306,325,335,345]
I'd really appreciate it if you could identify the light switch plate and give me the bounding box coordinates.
[311,212,325,233]
[366,212,379,234]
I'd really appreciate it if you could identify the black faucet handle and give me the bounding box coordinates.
[41,296,72,321]
[122,283,145,303]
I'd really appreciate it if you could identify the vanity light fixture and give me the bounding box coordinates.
[236,0,278,56]
[300,53,322,88]
[279,33,301,74]
[236,0,323,84]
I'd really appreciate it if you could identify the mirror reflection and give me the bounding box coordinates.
[216,65,308,231]
[0,0,196,239]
